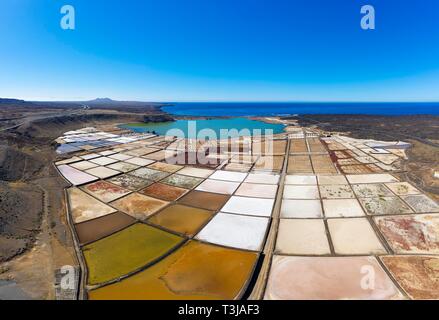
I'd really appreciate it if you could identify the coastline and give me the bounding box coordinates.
[159,102,439,117]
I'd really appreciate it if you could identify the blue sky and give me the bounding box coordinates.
[1,0,439,102]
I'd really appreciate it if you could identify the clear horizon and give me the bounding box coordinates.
[6,97,439,104]
[4,97,439,104]
[1,1,439,102]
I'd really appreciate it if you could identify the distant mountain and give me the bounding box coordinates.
[0,98,28,104]
[0,97,166,113]
[86,98,115,104]
[83,98,164,108]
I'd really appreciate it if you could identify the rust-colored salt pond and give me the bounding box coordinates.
[178,190,230,211]
[139,183,188,201]
[88,240,258,300]
[380,255,439,299]
[148,204,214,236]
[81,180,131,203]
[83,223,184,286]
[110,193,169,220]
[75,212,136,245]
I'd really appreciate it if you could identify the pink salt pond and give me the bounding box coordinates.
[264,256,403,300]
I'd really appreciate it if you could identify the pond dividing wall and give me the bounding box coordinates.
[56,127,439,300]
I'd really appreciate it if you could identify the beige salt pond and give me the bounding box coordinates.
[235,183,278,199]
[327,218,386,254]
[283,185,319,200]
[67,187,117,223]
[285,175,317,185]
[275,219,330,255]
[280,199,323,218]
[107,161,140,173]
[89,157,119,166]
[319,184,355,199]
[85,166,121,179]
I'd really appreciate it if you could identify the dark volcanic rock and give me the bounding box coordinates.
[0,145,43,181]
[0,181,43,262]
[143,114,174,123]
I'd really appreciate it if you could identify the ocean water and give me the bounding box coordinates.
[162,102,439,116]
[120,118,285,139]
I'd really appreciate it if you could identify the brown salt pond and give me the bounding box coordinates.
[88,240,258,300]
[83,223,184,286]
[310,155,337,174]
[148,161,183,173]
[139,183,188,201]
[287,155,313,174]
[341,164,382,174]
[178,190,230,211]
[143,150,171,161]
[111,193,169,220]
[75,212,136,245]
[308,138,327,153]
[290,139,308,153]
[223,162,252,172]
[252,140,287,155]
[148,204,214,236]
[380,255,439,299]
